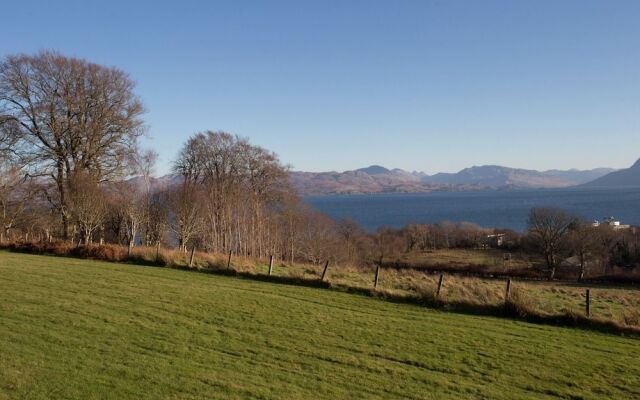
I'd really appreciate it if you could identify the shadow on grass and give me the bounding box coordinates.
[171,264,333,289]
[2,242,639,338]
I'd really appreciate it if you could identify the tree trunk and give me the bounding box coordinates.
[545,251,556,280]
[56,161,70,240]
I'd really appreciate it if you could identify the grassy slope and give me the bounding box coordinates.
[1,252,639,400]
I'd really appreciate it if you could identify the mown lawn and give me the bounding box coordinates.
[1,251,639,399]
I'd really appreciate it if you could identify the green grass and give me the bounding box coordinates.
[1,252,639,399]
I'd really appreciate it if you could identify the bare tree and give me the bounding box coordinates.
[0,51,145,238]
[110,181,145,254]
[141,192,167,247]
[567,219,599,281]
[278,195,308,263]
[165,183,203,251]
[593,224,619,275]
[337,218,364,263]
[527,207,575,279]
[68,172,107,244]
[111,149,158,253]
[372,227,404,266]
[0,161,37,241]
[295,210,339,264]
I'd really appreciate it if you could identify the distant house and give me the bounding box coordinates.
[485,233,505,248]
[592,216,631,230]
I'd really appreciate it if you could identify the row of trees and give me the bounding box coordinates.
[0,51,369,265]
[0,52,428,267]
[526,207,640,279]
[0,150,371,266]
[366,211,640,278]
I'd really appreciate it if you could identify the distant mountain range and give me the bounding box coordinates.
[291,164,621,195]
[132,160,640,196]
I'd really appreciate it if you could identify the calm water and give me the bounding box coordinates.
[306,188,640,232]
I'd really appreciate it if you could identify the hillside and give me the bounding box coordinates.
[582,159,640,188]
[544,168,617,185]
[1,252,639,399]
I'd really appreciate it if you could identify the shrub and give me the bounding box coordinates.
[412,282,437,304]
[505,288,538,317]
[623,309,640,327]
[70,244,127,262]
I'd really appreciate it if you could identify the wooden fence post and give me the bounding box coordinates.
[585,289,590,318]
[227,251,232,269]
[504,279,511,304]
[321,260,330,281]
[436,274,444,297]
[189,247,196,268]
[268,255,274,275]
[374,264,381,289]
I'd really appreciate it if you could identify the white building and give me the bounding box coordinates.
[592,217,631,230]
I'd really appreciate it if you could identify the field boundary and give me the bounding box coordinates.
[2,242,640,338]
[382,261,640,286]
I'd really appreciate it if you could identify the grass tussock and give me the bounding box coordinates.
[505,288,540,318]
[2,240,639,335]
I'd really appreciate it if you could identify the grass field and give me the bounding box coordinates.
[1,251,640,399]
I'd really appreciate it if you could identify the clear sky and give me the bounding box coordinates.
[2,0,639,175]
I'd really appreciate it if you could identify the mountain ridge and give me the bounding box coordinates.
[290,164,617,195]
[580,159,640,188]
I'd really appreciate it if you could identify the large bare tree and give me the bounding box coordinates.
[0,51,145,238]
[527,207,575,279]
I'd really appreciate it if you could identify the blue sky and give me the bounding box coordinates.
[2,0,639,175]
